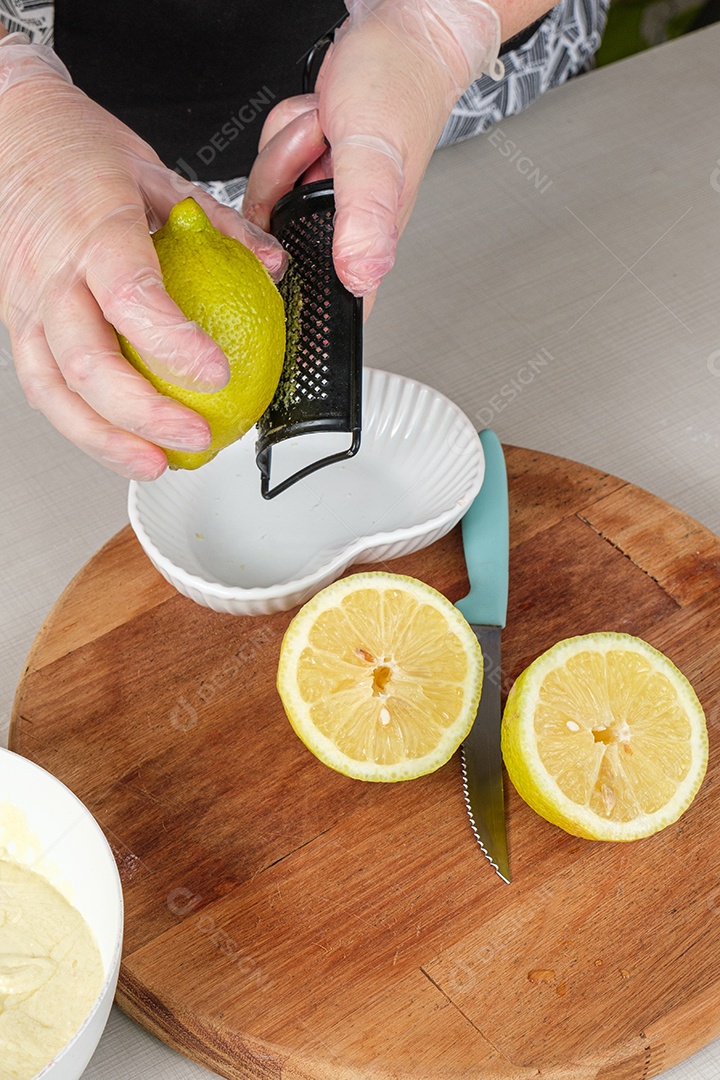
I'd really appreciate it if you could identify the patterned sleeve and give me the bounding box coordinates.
[438,0,609,148]
[0,0,54,43]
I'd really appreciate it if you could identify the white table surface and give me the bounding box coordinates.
[2,23,720,1080]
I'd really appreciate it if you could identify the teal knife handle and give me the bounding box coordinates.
[455,429,509,628]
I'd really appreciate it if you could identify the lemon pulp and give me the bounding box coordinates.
[501,633,708,840]
[277,572,484,782]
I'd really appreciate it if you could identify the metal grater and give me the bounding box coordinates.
[255,179,363,499]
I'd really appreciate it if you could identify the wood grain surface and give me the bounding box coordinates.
[10,446,720,1080]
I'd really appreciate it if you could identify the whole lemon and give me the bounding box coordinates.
[119,198,286,470]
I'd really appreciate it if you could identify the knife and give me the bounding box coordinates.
[455,429,510,883]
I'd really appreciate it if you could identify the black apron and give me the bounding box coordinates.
[54,0,347,181]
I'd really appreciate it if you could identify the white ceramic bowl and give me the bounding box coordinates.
[128,368,485,616]
[0,747,123,1080]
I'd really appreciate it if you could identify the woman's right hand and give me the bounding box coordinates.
[0,33,286,480]
[244,0,505,304]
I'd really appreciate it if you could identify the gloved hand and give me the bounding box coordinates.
[243,0,504,301]
[0,33,286,480]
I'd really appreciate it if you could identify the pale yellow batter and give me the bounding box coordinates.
[0,858,104,1080]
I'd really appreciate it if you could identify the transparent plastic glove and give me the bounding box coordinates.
[0,34,287,480]
[243,0,503,300]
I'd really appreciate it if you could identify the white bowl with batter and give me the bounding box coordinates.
[0,747,124,1079]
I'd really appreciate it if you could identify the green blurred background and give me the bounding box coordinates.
[596,0,718,65]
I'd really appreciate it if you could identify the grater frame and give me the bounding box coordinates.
[255,179,363,499]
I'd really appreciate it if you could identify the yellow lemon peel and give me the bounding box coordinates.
[119,197,286,470]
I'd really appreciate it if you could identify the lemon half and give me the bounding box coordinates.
[277,572,484,782]
[120,198,286,470]
[501,633,708,840]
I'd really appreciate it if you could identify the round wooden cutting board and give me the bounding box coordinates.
[11,446,720,1080]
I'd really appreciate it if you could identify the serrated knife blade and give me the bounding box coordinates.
[455,429,510,883]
